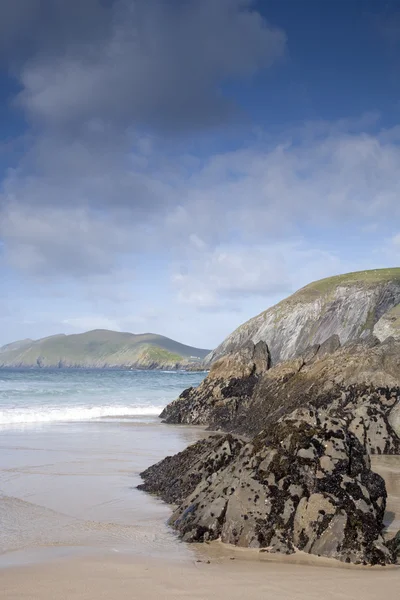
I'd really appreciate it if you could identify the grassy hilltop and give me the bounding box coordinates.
[0,329,210,370]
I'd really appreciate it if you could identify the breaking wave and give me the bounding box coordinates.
[0,404,163,425]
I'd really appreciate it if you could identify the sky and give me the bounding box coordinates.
[0,0,400,350]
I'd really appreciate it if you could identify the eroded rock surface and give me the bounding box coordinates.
[160,340,270,426]
[140,408,396,564]
[137,434,245,503]
[162,338,400,449]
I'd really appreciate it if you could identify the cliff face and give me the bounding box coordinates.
[205,268,400,366]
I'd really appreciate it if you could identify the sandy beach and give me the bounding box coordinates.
[1,549,400,600]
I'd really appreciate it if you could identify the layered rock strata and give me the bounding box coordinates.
[204,269,400,366]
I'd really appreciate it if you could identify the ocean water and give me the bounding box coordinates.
[0,368,207,565]
[0,368,206,426]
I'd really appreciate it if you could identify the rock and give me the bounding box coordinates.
[205,268,400,367]
[374,304,400,343]
[137,434,245,504]
[161,338,400,447]
[387,531,400,562]
[315,334,341,358]
[140,408,395,565]
[160,341,270,426]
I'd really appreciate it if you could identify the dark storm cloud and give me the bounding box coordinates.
[0,0,112,64]
[0,0,286,132]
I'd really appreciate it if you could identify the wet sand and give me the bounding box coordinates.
[0,420,208,560]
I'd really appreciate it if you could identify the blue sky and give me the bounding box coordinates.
[1,0,400,349]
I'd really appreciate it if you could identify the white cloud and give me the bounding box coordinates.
[171,242,348,311]
[2,122,400,289]
[172,245,290,307]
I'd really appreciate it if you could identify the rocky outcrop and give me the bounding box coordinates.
[205,268,400,367]
[138,434,245,503]
[160,340,270,426]
[162,337,400,446]
[140,407,397,565]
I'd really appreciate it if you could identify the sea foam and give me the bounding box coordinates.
[0,404,163,425]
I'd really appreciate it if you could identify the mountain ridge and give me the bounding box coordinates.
[0,329,210,370]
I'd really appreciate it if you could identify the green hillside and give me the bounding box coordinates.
[290,268,400,303]
[0,330,210,370]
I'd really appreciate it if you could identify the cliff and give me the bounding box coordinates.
[205,268,400,366]
[0,329,210,370]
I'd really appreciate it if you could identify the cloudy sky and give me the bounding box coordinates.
[0,0,400,349]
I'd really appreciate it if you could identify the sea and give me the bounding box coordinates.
[0,368,208,566]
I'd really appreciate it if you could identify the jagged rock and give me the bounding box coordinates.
[161,338,400,449]
[160,340,270,426]
[387,531,400,561]
[140,409,396,565]
[137,434,245,504]
[143,278,400,566]
[205,268,400,367]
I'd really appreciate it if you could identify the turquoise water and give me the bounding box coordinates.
[0,368,206,426]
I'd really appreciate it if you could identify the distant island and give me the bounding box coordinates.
[0,329,211,370]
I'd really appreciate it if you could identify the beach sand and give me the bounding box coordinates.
[1,550,400,600]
